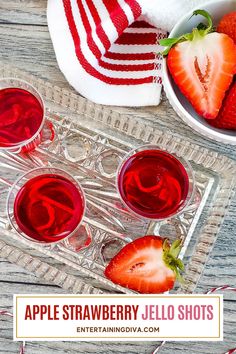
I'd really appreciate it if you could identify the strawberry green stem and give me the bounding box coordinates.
[160,9,214,55]
[192,9,213,35]
[162,239,184,283]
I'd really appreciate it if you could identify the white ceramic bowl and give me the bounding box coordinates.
[162,0,236,145]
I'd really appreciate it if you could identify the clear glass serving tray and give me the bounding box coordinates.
[0,63,235,294]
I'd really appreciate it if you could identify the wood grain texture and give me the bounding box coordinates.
[0,1,236,353]
[0,0,47,25]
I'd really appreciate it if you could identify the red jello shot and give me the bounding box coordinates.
[117,146,194,220]
[7,168,86,244]
[0,78,45,153]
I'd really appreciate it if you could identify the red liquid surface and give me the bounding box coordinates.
[118,150,190,219]
[0,88,43,147]
[14,174,85,243]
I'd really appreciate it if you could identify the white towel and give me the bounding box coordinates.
[47,0,211,107]
[139,0,212,31]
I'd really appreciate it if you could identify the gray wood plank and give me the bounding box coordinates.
[0,1,47,25]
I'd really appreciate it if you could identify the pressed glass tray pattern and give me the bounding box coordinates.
[0,63,235,295]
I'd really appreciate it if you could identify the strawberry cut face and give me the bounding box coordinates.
[104,235,183,294]
[167,32,236,119]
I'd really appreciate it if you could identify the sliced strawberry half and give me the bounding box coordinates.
[104,235,184,294]
[160,10,236,119]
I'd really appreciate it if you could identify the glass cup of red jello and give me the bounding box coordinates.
[7,167,86,244]
[0,78,45,153]
[117,145,194,220]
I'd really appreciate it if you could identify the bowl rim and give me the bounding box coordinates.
[162,0,236,145]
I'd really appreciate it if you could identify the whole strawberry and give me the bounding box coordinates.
[209,82,236,130]
[160,10,236,119]
[104,235,184,294]
[217,11,236,43]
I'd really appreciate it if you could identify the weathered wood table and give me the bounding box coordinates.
[0,1,235,353]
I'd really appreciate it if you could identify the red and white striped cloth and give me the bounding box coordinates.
[47,0,210,107]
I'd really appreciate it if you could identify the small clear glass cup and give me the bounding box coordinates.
[7,167,86,245]
[0,78,46,153]
[116,145,195,221]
